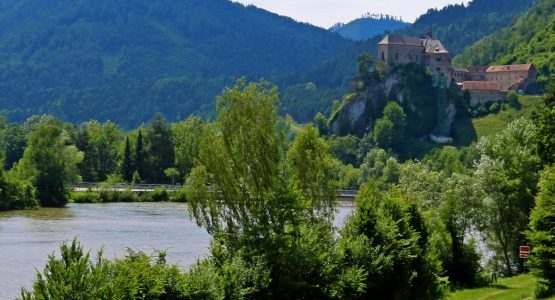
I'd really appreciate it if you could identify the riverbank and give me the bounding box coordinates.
[448,274,555,300]
[70,189,187,203]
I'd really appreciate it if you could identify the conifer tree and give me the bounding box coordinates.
[135,130,144,182]
[122,136,133,182]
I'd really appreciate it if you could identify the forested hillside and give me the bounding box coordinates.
[0,0,350,127]
[399,0,535,55]
[330,15,409,41]
[454,0,554,89]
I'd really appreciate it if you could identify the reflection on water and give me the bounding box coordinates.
[0,203,353,299]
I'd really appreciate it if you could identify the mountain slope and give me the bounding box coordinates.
[0,0,351,127]
[454,0,554,87]
[398,0,535,55]
[331,15,409,41]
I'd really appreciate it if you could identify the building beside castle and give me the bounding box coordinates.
[377,34,537,106]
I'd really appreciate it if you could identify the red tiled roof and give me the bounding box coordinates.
[486,64,534,73]
[462,81,501,91]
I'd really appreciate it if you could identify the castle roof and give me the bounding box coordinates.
[422,37,449,54]
[379,35,422,47]
[486,64,534,73]
[467,65,489,73]
[462,81,501,91]
[453,67,468,73]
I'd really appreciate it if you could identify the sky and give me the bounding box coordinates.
[234,0,470,28]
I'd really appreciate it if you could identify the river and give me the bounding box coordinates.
[0,202,353,299]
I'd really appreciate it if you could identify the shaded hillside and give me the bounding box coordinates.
[454,0,554,88]
[400,0,535,55]
[331,15,409,41]
[0,0,350,127]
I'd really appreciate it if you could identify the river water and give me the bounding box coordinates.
[0,203,353,299]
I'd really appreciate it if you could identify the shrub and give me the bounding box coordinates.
[489,102,500,113]
[507,91,521,109]
[71,191,101,203]
[149,188,168,202]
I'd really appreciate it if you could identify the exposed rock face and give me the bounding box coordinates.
[329,65,458,142]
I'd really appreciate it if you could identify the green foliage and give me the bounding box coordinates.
[489,103,500,113]
[122,136,133,182]
[327,135,359,165]
[15,123,83,207]
[172,116,203,179]
[476,118,542,275]
[332,15,409,41]
[527,165,555,296]
[21,239,190,299]
[337,181,445,299]
[507,91,521,109]
[144,114,175,183]
[287,124,337,219]
[373,118,394,149]
[400,0,534,55]
[538,82,555,165]
[186,80,340,298]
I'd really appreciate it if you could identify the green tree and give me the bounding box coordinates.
[1,124,27,170]
[80,121,122,182]
[135,130,145,182]
[121,136,133,182]
[172,116,203,178]
[144,114,175,183]
[286,124,337,220]
[373,118,394,149]
[537,81,555,165]
[186,80,338,298]
[15,124,79,207]
[527,165,555,297]
[476,118,542,275]
[337,181,444,299]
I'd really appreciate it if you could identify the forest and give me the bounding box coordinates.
[1,77,554,299]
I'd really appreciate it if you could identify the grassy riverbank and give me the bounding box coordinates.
[70,189,187,203]
[448,274,555,300]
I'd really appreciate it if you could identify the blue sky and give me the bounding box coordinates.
[235,0,470,28]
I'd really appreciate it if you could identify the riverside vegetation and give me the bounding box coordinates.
[6,78,553,299]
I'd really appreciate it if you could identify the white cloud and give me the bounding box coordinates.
[234,0,470,28]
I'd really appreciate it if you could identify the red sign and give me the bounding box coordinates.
[520,246,530,258]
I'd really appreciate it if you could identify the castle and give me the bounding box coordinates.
[378,34,537,106]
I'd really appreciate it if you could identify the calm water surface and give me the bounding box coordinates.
[0,202,353,299]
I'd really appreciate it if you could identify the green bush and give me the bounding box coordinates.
[71,191,101,203]
[148,188,168,202]
[169,189,187,202]
[489,102,500,113]
[21,239,191,299]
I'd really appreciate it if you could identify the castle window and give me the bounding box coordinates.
[436,67,441,72]
[381,52,385,62]
[436,57,441,62]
